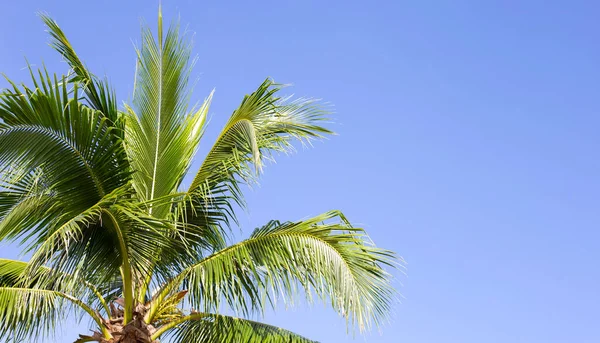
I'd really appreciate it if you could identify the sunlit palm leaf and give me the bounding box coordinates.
[188,79,332,206]
[125,12,208,219]
[165,313,317,343]
[0,258,110,317]
[152,210,396,332]
[0,287,67,342]
[0,260,107,341]
[39,13,120,126]
[173,79,332,269]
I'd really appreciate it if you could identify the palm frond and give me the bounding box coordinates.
[39,13,120,126]
[184,79,331,235]
[0,190,53,243]
[152,210,397,332]
[0,68,131,295]
[160,312,317,343]
[0,287,67,341]
[23,185,131,281]
[9,182,197,319]
[0,286,109,342]
[0,67,129,196]
[124,11,208,219]
[24,185,190,287]
[0,258,110,317]
[0,258,78,291]
[149,290,187,327]
[0,71,129,251]
[0,168,54,244]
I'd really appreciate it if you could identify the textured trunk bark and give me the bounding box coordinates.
[77,300,158,343]
[78,319,158,343]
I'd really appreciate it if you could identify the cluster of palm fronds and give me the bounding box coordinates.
[0,8,399,343]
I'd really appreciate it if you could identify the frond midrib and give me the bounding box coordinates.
[148,28,164,210]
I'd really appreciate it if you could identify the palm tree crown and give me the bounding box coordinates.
[0,9,399,343]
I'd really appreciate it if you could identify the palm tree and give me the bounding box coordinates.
[0,9,398,343]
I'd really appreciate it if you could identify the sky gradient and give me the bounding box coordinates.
[1,1,599,342]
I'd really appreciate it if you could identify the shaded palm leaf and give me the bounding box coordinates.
[0,70,129,247]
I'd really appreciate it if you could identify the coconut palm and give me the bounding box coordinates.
[0,9,398,343]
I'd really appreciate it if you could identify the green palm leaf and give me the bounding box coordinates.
[151,210,397,332]
[161,313,317,343]
[125,11,209,219]
[0,70,129,246]
[0,259,109,341]
[174,79,333,269]
[39,13,120,126]
[0,258,110,315]
[187,79,331,211]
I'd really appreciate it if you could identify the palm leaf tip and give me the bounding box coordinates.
[38,13,120,126]
[125,13,204,215]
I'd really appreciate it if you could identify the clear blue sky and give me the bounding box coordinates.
[1,1,599,342]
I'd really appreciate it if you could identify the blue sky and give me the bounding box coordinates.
[1,1,600,342]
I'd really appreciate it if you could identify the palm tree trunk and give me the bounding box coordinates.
[77,302,158,343]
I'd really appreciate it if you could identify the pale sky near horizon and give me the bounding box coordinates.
[1,1,600,342]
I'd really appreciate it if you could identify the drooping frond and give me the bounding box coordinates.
[0,258,80,292]
[152,210,397,332]
[0,260,108,341]
[39,13,120,126]
[21,191,196,323]
[124,11,208,219]
[0,258,110,318]
[161,313,317,343]
[0,287,71,341]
